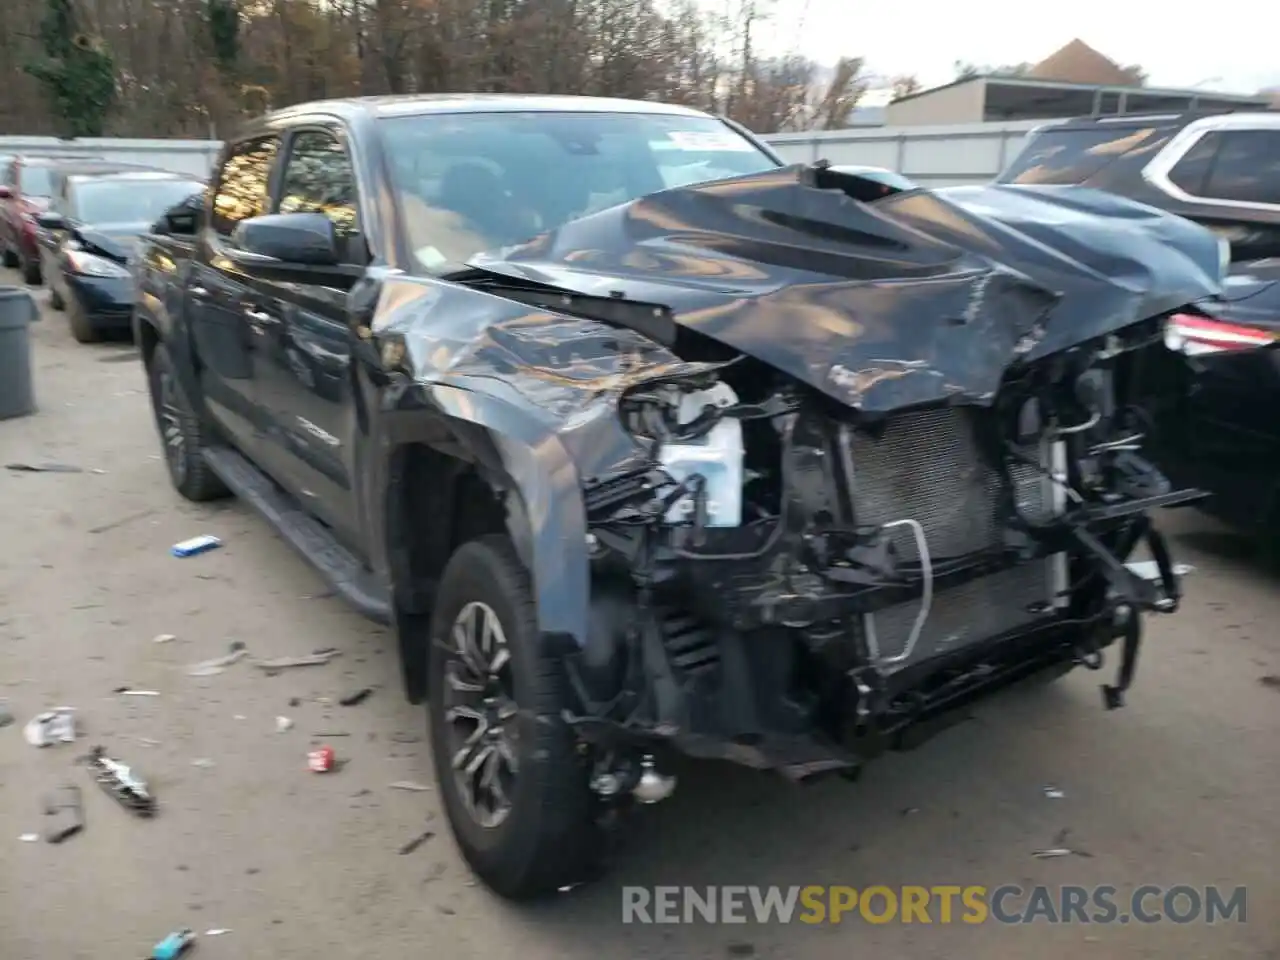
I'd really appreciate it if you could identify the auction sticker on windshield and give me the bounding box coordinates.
[665,130,757,152]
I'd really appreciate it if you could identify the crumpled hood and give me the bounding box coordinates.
[76,223,150,262]
[472,165,1225,413]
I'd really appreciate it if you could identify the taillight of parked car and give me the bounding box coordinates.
[1164,312,1280,356]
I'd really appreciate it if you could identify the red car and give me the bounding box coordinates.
[0,154,106,285]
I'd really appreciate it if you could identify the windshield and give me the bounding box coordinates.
[73,178,204,225]
[379,111,779,272]
[19,166,55,198]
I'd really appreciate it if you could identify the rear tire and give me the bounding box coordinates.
[20,255,40,286]
[49,287,64,311]
[2,245,17,268]
[146,343,228,502]
[427,535,600,900]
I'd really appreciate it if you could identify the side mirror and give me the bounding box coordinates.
[36,211,66,230]
[160,210,199,236]
[0,186,12,200]
[230,212,341,266]
[225,212,362,286]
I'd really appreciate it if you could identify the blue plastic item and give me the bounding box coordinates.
[151,928,195,959]
[171,535,223,558]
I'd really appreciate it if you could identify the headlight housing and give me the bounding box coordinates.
[66,250,130,278]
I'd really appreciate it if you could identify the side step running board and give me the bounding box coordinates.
[202,446,392,624]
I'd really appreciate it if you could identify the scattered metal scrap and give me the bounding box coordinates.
[42,785,84,844]
[398,830,435,855]
[5,462,83,473]
[84,745,156,817]
[23,707,77,747]
[1033,827,1092,859]
[187,642,248,677]
[253,648,341,672]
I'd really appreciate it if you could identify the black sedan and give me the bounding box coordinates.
[36,169,204,342]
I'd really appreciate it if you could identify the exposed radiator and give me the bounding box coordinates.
[841,408,1067,671]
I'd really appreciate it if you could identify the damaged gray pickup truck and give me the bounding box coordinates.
[134,95,1221,899]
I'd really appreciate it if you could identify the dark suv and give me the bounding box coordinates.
[998,112,1280,545]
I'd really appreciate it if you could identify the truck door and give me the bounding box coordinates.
[190,135,282,459]
[249,125,367,553]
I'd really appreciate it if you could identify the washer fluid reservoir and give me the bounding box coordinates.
[655,381,744,528]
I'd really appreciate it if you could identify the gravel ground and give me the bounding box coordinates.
[1,270,1277,960]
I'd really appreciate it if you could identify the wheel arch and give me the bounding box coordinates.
[379,387,592,701]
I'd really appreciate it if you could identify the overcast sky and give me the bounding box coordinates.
[758,0,1280,94]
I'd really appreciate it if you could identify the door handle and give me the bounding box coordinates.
[189,285,209,298]
[244,308,278,325]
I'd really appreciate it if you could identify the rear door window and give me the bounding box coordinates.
[1200,129,1280,206]
[1000,126,1163,185]
[1167,131,1221,195]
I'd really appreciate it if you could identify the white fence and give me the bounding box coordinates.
[762,120,1046,187]
[0,136,221,179]
[3,119,1052,187]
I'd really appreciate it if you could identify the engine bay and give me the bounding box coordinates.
[568,312,1204,786]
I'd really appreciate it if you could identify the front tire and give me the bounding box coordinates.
[66,295,100,343]
[2,244,17,268]
[20,254,40,286]
[49,287,64,311]
[146,343,228,501]
[428,535,600,900]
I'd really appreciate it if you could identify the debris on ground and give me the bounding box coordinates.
[1043,785,1065,799]
[275,716,293,733]
[314,731,350,737]
[23,707,77,747]
[187,642,248,677]
[339,687,373,707]
[42,785,84,843]
[1033,827,1092,859]
[205,928,231,936]
[171,534,223,558]
[308,746,336,772]
[389,780,433,792]
[1032,848,1074,859]
[150,928,197,960]
[253,648,341,672]
[5,462,84,473]
[1259,674,1280,690]
[87,508,156,535]
[191,758,216,768]
[0,699,13,728]
[398,830,435,855]
[115,688,161,697]
[153,633,177,644]
[389,732,422,744]
[19,833,39,842]
[134,737,161,747]
[85,745,156,817]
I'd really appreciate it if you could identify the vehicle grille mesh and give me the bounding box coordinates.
[847,408,1056,669]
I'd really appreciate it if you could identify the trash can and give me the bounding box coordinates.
[0,285,37,420]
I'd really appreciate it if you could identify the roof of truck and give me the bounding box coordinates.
[266,94,710,124]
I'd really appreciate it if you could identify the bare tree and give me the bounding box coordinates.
[808,56,867,130]
[0,0,874,136]
[890,73,921,100]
